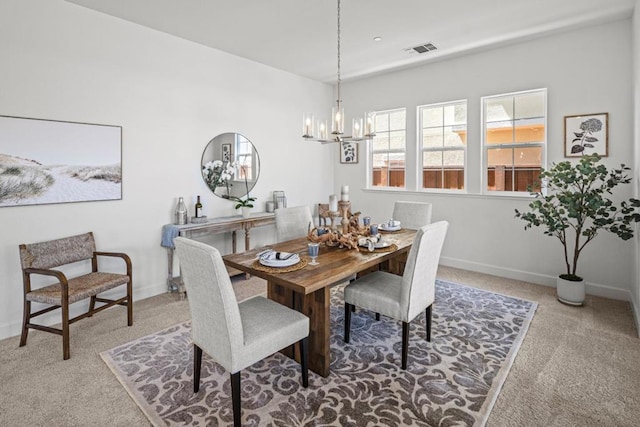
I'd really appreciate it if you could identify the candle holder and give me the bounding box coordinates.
[339,200,350,234]
[329,211,340,231]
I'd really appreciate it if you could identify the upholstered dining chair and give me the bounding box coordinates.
[343,221,448,369]
[174,237,309,427]
[392,201,432,229]
[387,201,433,275]
[275,205,314,242]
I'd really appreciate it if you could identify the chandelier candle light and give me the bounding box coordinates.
[302,0,375,144]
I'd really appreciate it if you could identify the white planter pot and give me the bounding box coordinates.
[556,276,585,306]
[241,206,251,218]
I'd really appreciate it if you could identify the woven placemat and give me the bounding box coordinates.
[251,258,308,273]
[358,243,398,253]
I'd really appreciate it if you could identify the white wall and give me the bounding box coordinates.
[0,0,334,340]
[338,19,636,300]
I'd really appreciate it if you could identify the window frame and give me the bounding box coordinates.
[366,107,407,190]
[417,99,468,193]
[481,88,547,197]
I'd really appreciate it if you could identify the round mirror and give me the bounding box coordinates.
[201,133,260,200]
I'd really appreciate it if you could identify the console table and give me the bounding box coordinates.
[161,212,275,293]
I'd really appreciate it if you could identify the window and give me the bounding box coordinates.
[369,108,406,188]
[235,134,254,180]
[418,100,467,190]
[482,89,546,193]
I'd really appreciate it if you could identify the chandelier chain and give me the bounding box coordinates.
[336,0,341,105]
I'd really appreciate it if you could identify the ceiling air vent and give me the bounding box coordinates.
[405,42,437,54]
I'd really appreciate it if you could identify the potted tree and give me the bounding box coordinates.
[515,154,639,306]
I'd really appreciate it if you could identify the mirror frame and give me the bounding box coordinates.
[201,132,260,200]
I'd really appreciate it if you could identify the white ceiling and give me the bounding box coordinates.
[64,0,635,83]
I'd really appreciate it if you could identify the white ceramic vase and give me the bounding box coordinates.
[241,206,251,218]
[556,276,585,306]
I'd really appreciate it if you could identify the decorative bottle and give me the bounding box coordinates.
[175,197,188,225]
[195,195,203,218]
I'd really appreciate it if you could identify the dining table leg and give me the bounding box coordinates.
[267,281,331,378]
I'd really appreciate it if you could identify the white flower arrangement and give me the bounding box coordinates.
[202,160,237,195]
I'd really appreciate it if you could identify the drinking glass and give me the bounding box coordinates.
[370,224,378,236]
[308,242,320,265]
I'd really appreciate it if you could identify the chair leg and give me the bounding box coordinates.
[425,305,432,342]
[127,280,133,327]
[19,300,30,347]
[375,313,380,321]
[401,321,409,370]
[231,371,241,427]
[62,301,70,360]
[193,344,202,393]
[299,337,309,388]
[88,296,96,317]
[344,303,351,343]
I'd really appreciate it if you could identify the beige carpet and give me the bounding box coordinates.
[0,267,639,426]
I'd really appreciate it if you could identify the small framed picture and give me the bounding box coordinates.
[221,143,231,162]
[564,113,608,157]
[340,141,358,164]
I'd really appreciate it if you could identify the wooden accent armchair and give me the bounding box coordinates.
[19,232,133,360]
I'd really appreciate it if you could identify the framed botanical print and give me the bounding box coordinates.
[564,113,608,157]
[340,141,358,164]
[221,143,231,162]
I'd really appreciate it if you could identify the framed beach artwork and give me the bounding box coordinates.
[564,112,608,157]
[340,141,358,164]
[0,115,122,207]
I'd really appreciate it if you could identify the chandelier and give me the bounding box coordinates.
[302,0,376,144]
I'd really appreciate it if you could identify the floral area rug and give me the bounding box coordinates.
[101,280,537,426]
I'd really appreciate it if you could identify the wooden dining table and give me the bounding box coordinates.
[222,228,417,377]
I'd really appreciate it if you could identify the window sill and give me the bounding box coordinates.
[363,187,536,201]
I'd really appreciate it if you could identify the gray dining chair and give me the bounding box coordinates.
[392,201,433,229]
[275,205,314,242]
[343,221,449,369]
[174,237,309,427]
[388,201,433,275]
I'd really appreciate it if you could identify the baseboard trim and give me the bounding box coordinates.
[0,282,168,341]
[440,256,632,302]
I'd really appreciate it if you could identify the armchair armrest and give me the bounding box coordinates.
[23,267,70,299]
[93,251,132,276]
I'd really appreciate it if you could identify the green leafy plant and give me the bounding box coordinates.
[228,195,256,209]
[515,154,640,281]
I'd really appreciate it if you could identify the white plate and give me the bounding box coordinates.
[359,240,392,249]
[379,224,401,232]
[259,256,300,268]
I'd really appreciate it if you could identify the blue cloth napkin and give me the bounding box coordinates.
[161,224,180,248]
